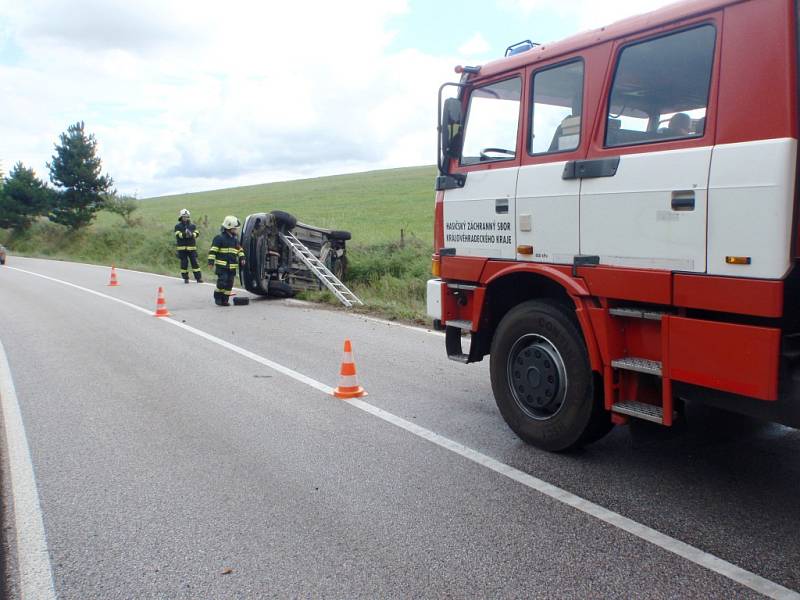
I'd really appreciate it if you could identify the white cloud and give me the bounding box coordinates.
[458,33,491,57]
[501,0,677,33]
[0,0,450,197]
[0,0,678,197]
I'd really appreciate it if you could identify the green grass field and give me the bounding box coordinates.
[3,165,439,322]
[130,166,436,246]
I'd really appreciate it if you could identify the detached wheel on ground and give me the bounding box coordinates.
[489,299,612,451]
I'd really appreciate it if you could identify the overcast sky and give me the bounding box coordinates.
[0,0,675,198]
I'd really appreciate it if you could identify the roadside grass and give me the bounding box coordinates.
[1,165,438,323]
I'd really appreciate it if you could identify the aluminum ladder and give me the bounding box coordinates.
[278,231,364,307]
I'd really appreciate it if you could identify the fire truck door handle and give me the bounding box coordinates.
[495,198,509,214]
[562,157,620,180]
[671,191,695,211]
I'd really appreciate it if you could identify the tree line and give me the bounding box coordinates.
[0,121,138,232]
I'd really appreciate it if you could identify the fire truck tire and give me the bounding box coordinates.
[490,299,597,452]
[270,210,297,230]
[576,374,614,446]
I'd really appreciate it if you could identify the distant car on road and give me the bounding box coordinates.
[0,245,6,265]
[239,210,351,298]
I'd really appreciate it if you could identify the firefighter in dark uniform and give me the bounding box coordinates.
[207,215,245,306]
[174,208,203,283]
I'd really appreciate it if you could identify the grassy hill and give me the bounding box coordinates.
[132,166,436,246]
[3,165,439,322]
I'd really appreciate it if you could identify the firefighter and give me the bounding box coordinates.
[174,208,203,283]
[207,215,245,306]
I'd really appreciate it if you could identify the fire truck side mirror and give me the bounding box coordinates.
[441,97,463,161]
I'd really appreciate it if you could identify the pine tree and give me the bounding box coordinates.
[48,121,114,229]
[0,162,52,230]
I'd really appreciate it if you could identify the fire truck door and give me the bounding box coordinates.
[516,165,580,264]
[578,25,717,273]
[443,76,522,259]
[516,60,585,265]
[578,147,711,272]
[443,168,517,259]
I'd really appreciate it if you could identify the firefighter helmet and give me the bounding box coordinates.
[222,215,240,230]
[179,208,190,218]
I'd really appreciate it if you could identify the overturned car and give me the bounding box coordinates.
[239,210,352,298]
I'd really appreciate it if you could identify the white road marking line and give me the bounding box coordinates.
[8,266,332,394]
[15,257,437,333]
[8,264,800,599]
[347,399,799,600]
[163,318,333,395]
[0,339,57,600]
[349,313,444,337]
[13,256,220,288]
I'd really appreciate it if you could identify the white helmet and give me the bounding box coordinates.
[222,215,240,230]
[179,208,190,218]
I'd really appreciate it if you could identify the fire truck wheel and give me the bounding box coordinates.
[577,373,614,446]
[490,299,596,452]
[270,210,297,230]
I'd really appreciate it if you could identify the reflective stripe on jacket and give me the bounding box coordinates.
[208,232,244,271]
[174,221,199,251]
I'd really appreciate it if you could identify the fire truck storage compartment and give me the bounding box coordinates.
[667,316,780,401]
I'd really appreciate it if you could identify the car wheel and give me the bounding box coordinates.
[489,299,599,451]
[332,255,348,280]
[270,210,297,230]
[329,230,351,241]
[267,280,294,298]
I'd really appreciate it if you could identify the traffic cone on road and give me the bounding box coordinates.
[107,265,120,287]
[333,339,367,399]
[153,286,171,317]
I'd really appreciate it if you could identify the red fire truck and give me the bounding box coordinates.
[428,0,800,450]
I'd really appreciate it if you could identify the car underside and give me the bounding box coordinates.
[239,210,351,298]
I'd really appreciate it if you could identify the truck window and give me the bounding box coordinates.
[605,25,716,148]
[460,77,522,165]
[529,60,584,155]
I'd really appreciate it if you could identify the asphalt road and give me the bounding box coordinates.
[1,257,799,599]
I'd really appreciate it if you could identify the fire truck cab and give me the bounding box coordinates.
[428,0,800,450]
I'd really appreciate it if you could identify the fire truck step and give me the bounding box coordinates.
[611,357,662,376]
[609,307,666,320]
[611,400,665,424]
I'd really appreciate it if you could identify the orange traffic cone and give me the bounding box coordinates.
[333,339,367,399]
[107,265,119,287]
[153,286,171,317]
